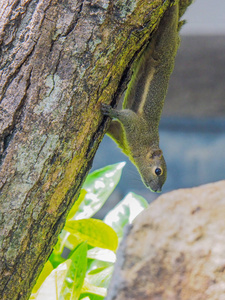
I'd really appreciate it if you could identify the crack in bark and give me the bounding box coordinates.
[0,67,32,164]
[62,1,84,37]
[0,0,30,46]
[0,0,53,101]
[0,41,36,103]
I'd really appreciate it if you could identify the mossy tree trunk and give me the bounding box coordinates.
[0,0,191,299]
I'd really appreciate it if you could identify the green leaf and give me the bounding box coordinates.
[49,249,66,269]
[50,229,83,267]
[57,229,83,252]
[30,261,54,299]
[79,267,113,299]
[74,162,126,220]
[87,248,116,263]
[48,230,69,269]
[67,189,87,220]
[87,266,114,288]
[48,230,72,269]
[32,243,87,300]
[65,219,118,251]
[104,192,148,238]
[81,280,106,297]
[64,233,83,251]
[31,260,71,300]
[80,294,103,300]
[59,242,88,300]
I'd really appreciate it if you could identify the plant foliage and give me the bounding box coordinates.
[30,162,148,300]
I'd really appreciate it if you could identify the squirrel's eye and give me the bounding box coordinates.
[155,168,162,176]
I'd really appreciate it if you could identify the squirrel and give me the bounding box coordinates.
[101,2,180,193]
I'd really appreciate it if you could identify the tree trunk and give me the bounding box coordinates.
[0,0,192,299]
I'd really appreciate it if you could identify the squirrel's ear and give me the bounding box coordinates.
[153,149,163,158]
[147,149,162,160]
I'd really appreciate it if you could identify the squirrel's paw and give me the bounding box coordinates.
[101,103,114,117]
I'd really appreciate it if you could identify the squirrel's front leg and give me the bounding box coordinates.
[101,103,120,118]
[101,103,140,129]
[101,103,148,157]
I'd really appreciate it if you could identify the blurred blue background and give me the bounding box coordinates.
[92,0,225,215]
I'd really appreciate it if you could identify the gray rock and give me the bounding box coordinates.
[107,180,225,300]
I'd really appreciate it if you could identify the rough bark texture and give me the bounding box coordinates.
[107,180,225,300]
[0,0,192,299]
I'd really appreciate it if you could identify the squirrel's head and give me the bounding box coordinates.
[135,148,167,193]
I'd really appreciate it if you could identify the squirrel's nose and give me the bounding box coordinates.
[154,187,162,193]
[148,183,162,193]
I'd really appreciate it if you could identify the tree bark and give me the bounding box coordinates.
[0,0,192,299]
